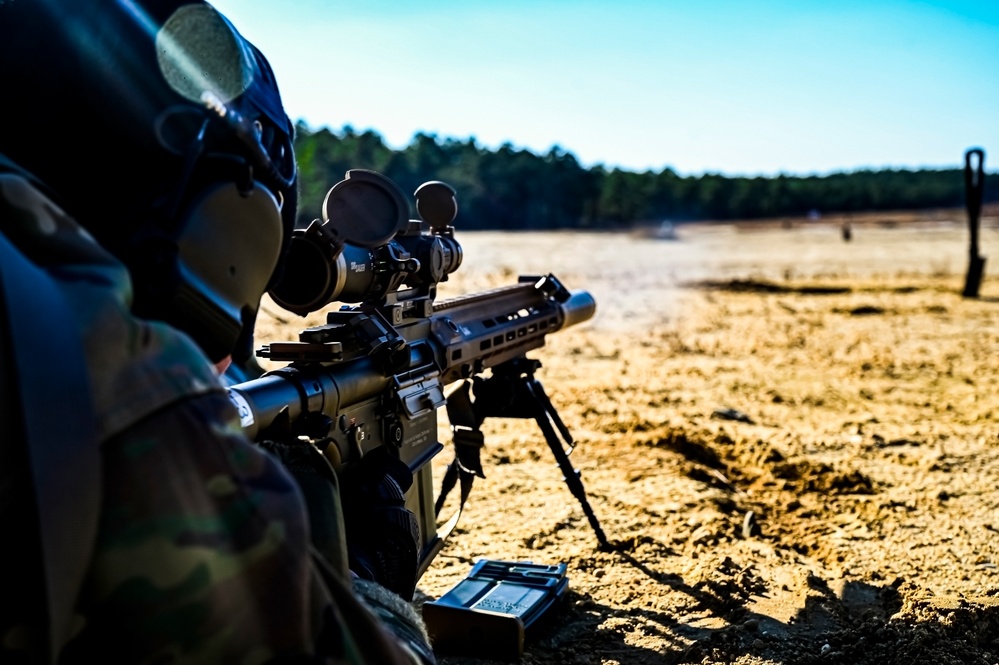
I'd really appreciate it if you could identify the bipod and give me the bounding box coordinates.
[441,357,610,550]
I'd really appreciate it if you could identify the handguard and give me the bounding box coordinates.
[422,560,569,660]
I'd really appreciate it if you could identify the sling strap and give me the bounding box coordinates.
[0,224,100,663]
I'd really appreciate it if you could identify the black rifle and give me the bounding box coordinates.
[227,170,608,577]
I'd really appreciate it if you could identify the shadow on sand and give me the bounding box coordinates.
[436,542,999,665]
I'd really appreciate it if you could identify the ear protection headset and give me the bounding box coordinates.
[123,7,297,363]
[128,179,285,362]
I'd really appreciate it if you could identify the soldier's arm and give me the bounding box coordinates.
[68,390,431,664]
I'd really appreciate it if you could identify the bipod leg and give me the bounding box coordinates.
[529,377,574,449]
[477,359,610,549]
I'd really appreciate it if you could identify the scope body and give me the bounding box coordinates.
[270,220,463,315]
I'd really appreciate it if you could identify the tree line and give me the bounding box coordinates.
[293,123,998,231]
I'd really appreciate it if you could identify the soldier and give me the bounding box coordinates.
[0,1,434,663]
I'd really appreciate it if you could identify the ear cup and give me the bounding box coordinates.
[130,180,284,361]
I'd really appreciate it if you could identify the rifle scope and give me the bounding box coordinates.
[269,171,463,315]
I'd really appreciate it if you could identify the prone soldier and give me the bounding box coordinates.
[0,1,434,662]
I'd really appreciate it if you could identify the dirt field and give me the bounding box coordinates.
[258,208,999,664]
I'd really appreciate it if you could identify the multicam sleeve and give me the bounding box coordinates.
[310,556,436,665]
[352,578,437,665]
[66,391,429,664]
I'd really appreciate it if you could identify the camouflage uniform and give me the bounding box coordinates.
[0,163,435,663]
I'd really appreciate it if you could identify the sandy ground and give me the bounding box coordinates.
[257,209,999,664]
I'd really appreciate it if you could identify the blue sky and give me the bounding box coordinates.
[209,0,998,177]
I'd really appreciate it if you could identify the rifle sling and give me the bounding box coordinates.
[433,426,485,544]
[0,229,100,663]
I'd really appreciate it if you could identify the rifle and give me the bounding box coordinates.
[227,169,608,578]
